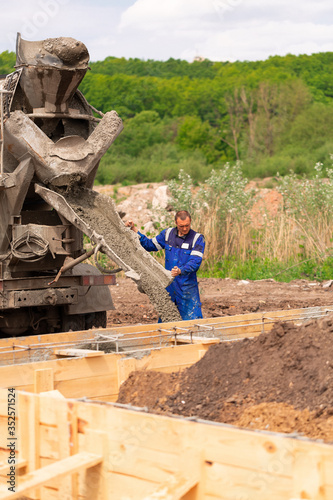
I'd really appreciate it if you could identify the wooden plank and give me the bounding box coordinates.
[117,357,136,387]
[0,452,102,499]
[54,373,119,399]
[102,472,159,499]
[0,344,208,401]
[81,430,109,499]
[76,400,333,492]
[54,348,105,358]
[0,355,119,392]
[38,457,62,497]
[103,441,179,483]
[0,459,27,474]
[40,485,59,500]
[198,349,207,360]
[88,394,118,403]
[17,391,40,500]
[292,450,326,500]
[174,335,220,345]
[323,457,333,486]
[39,425,60,461]
[39,390,65,399]
[131,343,212,373]
[201,423,333,490]
[144,472,198,499]
[34,368,54,393]
[70,409,80,500]
[203,461,292,499]
[0,395,9,416]
[56,399,73,499]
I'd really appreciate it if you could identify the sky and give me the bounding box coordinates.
[0,0,332,63]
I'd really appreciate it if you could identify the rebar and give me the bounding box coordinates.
[1,306,332,365]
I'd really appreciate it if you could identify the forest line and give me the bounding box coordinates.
[1,50,333,184]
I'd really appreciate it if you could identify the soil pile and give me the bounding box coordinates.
[117,316,333,442]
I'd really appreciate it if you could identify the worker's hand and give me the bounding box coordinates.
[171,266,181,277]
[125,219,138,232]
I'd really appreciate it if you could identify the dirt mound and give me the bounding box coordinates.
[233,403,333,442]
[117,315,333,442]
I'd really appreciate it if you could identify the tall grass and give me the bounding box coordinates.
[166,162,333,280]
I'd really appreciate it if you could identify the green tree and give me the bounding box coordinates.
[0,51,15,74]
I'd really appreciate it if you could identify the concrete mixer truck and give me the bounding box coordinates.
[0,34,180,336]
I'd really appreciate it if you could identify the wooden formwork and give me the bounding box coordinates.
[0,304,332,366]
[0,306,333,499]
[0,390,332,499]
[0,343,214,401]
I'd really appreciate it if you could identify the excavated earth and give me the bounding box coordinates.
[117,316,333,443]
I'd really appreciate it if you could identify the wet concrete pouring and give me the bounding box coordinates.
[118,315,333,443]
[60,186,181,323]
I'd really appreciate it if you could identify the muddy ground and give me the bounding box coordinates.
[107,276,333,326]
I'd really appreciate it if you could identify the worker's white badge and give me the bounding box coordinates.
[181,243,189,249]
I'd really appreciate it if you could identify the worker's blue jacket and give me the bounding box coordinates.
[137,227,205,320]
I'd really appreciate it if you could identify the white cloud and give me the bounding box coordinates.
[119,0,214,31]
[119,0,333,61]
[187,20,333,62]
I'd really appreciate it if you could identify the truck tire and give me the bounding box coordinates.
[62,313,85,333]
[85,311,107,330]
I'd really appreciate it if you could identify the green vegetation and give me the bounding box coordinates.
[167,163,333,282]
[0,51,15,75]
[2,50,333,184]
[198,257,333,282]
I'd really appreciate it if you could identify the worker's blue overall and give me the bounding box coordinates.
[137,227,205,320]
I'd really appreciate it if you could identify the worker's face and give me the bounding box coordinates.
[176,217,191,236]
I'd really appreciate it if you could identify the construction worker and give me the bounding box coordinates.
[125,210,205,320]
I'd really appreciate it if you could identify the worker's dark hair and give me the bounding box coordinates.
[175,210,191,222]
